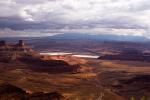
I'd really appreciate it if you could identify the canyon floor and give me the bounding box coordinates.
[0,55,150,100]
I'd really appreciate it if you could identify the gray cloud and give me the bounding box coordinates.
[0,0,149,37]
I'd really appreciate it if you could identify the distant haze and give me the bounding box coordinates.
[46,33,149,42]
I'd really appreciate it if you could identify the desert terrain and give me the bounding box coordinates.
[0,0,150,99]
[0,39,150,100]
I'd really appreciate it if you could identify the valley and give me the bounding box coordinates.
[0,39,150,100]
[0,0,150,99]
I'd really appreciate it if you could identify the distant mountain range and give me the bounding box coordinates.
[0,33,149,42]
[48,33,149,42]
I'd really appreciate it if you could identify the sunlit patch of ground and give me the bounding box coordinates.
[99,60,150,74]
[91,60,150,99]
[0,63,124,100]
[2,55,150,100]
[41,56,150,100]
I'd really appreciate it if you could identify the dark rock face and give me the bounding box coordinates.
[20,55,81,74]
[120,75,150,84]
[0,83,27,100]
[18,40,25,47]
[117,75,150,100]
[0,83,64,100]
[99,49,150,62]
[98,72,150,100]
[28,92,65,100]
[0,83,26,94]
[0,41,6,46]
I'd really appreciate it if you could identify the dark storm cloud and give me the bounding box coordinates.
[0,16,68,30]
[0,15,147,31]
[0,16,41,30]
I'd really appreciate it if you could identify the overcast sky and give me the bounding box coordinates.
[0,0,149,37]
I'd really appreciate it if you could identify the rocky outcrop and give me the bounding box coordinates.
[0,83,27,100]
[0,40,35,63]
[0,40,81,73]
[20,55,81,73]
[0,40,32,52]
[28,92,64,100]
[0,41,6,46]
[99,49,150,62]
[98,72,150,100]
[0,83,65,100]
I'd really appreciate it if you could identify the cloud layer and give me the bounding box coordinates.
[0,0,149,37]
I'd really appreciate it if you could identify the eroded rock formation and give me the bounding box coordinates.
[0,40,81,73]
[0,83,64,100]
